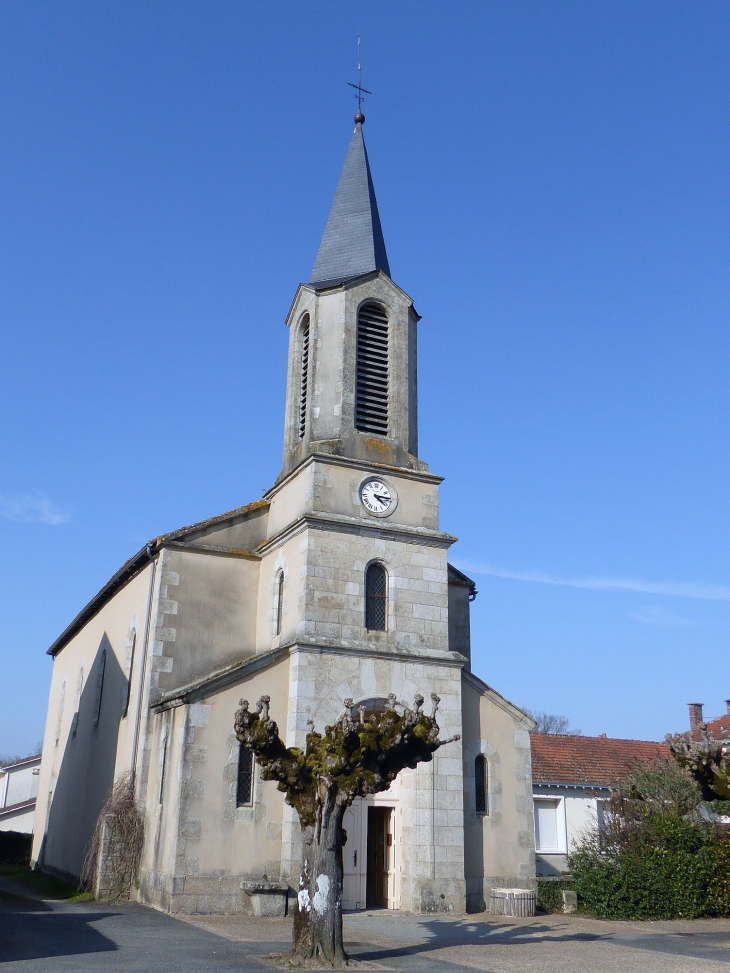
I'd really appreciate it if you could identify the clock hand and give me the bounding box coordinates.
[373,494,389,504]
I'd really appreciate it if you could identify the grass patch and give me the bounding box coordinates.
[0,865,94,902]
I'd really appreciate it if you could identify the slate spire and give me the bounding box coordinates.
[309,122,391,286]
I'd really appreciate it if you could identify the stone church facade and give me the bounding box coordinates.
[31,116,536,915]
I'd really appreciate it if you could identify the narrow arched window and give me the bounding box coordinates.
[237,745,254,807]
[355,303,389,435]
[365,562,387,631]
[475,755,488,815]
[275,571,284,636]
[159,726,169,804]
[93,649,106,728]
[123,631,136,718]
[54,678,67,747]
[299,315,310,439]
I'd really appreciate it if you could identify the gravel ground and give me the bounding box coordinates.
[3,876,730,972]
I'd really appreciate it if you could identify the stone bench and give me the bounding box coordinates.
[489,888,536,917]
[241,881,290,917]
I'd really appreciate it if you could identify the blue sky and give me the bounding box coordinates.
[2,2,729,755]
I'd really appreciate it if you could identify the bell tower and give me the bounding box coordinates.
[281,117,425,478]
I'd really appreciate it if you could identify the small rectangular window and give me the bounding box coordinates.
[534,798,566,852]
[237,746,254,807]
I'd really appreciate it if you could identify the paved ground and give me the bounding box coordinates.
[3,876,730,972]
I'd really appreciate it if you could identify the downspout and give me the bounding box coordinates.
[130,542,158,791]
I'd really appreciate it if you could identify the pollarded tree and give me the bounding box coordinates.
[667,725,730,801]
[234,692,459,969]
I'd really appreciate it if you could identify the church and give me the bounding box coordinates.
[31,110,537,916]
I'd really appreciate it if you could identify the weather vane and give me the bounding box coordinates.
[348,33,371,124]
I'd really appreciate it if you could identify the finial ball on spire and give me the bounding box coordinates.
[354,110,365,125]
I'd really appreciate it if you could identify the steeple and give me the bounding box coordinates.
[309,122,391,287]
[281,116,425,479]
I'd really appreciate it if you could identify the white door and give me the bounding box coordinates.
[342,801,366,910]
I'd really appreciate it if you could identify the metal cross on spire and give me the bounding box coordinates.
[348,33,371,125]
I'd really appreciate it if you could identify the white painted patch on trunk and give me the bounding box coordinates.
[298,888,311,912]
[312,874,330,915]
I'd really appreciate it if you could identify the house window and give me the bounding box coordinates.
[275,571,284,636]
[237,746,254,807]
[365,562,387,631]
[93,650,106,728]
[475,755,488,815]
[355,302,389,436]
[534,797,567,853]
[299,315,310,439]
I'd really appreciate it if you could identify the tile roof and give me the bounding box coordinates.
[699,714,730,741]
[531,734,670,787]
[309,125,390,286]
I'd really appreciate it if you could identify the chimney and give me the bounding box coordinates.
[726,700,730,716]
[688,703,704,729]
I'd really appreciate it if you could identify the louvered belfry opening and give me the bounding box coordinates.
[355,303,389,436]
[298,316,310,439]
[365,562,387,631]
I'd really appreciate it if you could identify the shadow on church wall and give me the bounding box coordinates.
[38,633,125,882]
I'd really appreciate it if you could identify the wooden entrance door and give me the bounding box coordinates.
[367,806,393,908]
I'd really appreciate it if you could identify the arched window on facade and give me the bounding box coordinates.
[93,649,106,728]
[123,630,136,718]
[237,745,254,807]
[475,754,488,815]
[365,562,387,631]
[298,314,310,439]
[355,303,389,436]
[275,571,284,636]
[71,666,84,737]
[54,678,67,747]
[159,726,169,805]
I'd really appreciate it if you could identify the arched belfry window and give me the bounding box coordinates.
[475,755,488,815]
[365,562,387,631]
[355,303,389,436]
[275,570,284,636]
[298,315,310,439]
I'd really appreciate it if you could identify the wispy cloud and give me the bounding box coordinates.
[457,561,730,602]
[0,494,69,526]
[630,605,698,627]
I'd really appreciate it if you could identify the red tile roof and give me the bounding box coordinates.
[531,734,671,787]
[699,715,730,741]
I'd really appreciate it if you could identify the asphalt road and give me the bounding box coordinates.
[3,877,730,972]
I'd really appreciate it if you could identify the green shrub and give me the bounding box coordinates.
[537,878,574,914]
[568,762,730,920]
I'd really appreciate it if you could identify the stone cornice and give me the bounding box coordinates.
[150,639,467,712]
[266,451,443,500]
[290,639,467,669]
[150,645,289,711]
[256,511,457,557]
[158,540,260,560]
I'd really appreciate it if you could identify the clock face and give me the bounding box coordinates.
[360,479,393,515]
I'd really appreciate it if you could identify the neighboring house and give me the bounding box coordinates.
[0,754,41,834]
[531,734,669,876]
[31,112,537,916]
[687,701,730,743]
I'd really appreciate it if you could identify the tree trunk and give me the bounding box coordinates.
[290,784,348,968]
